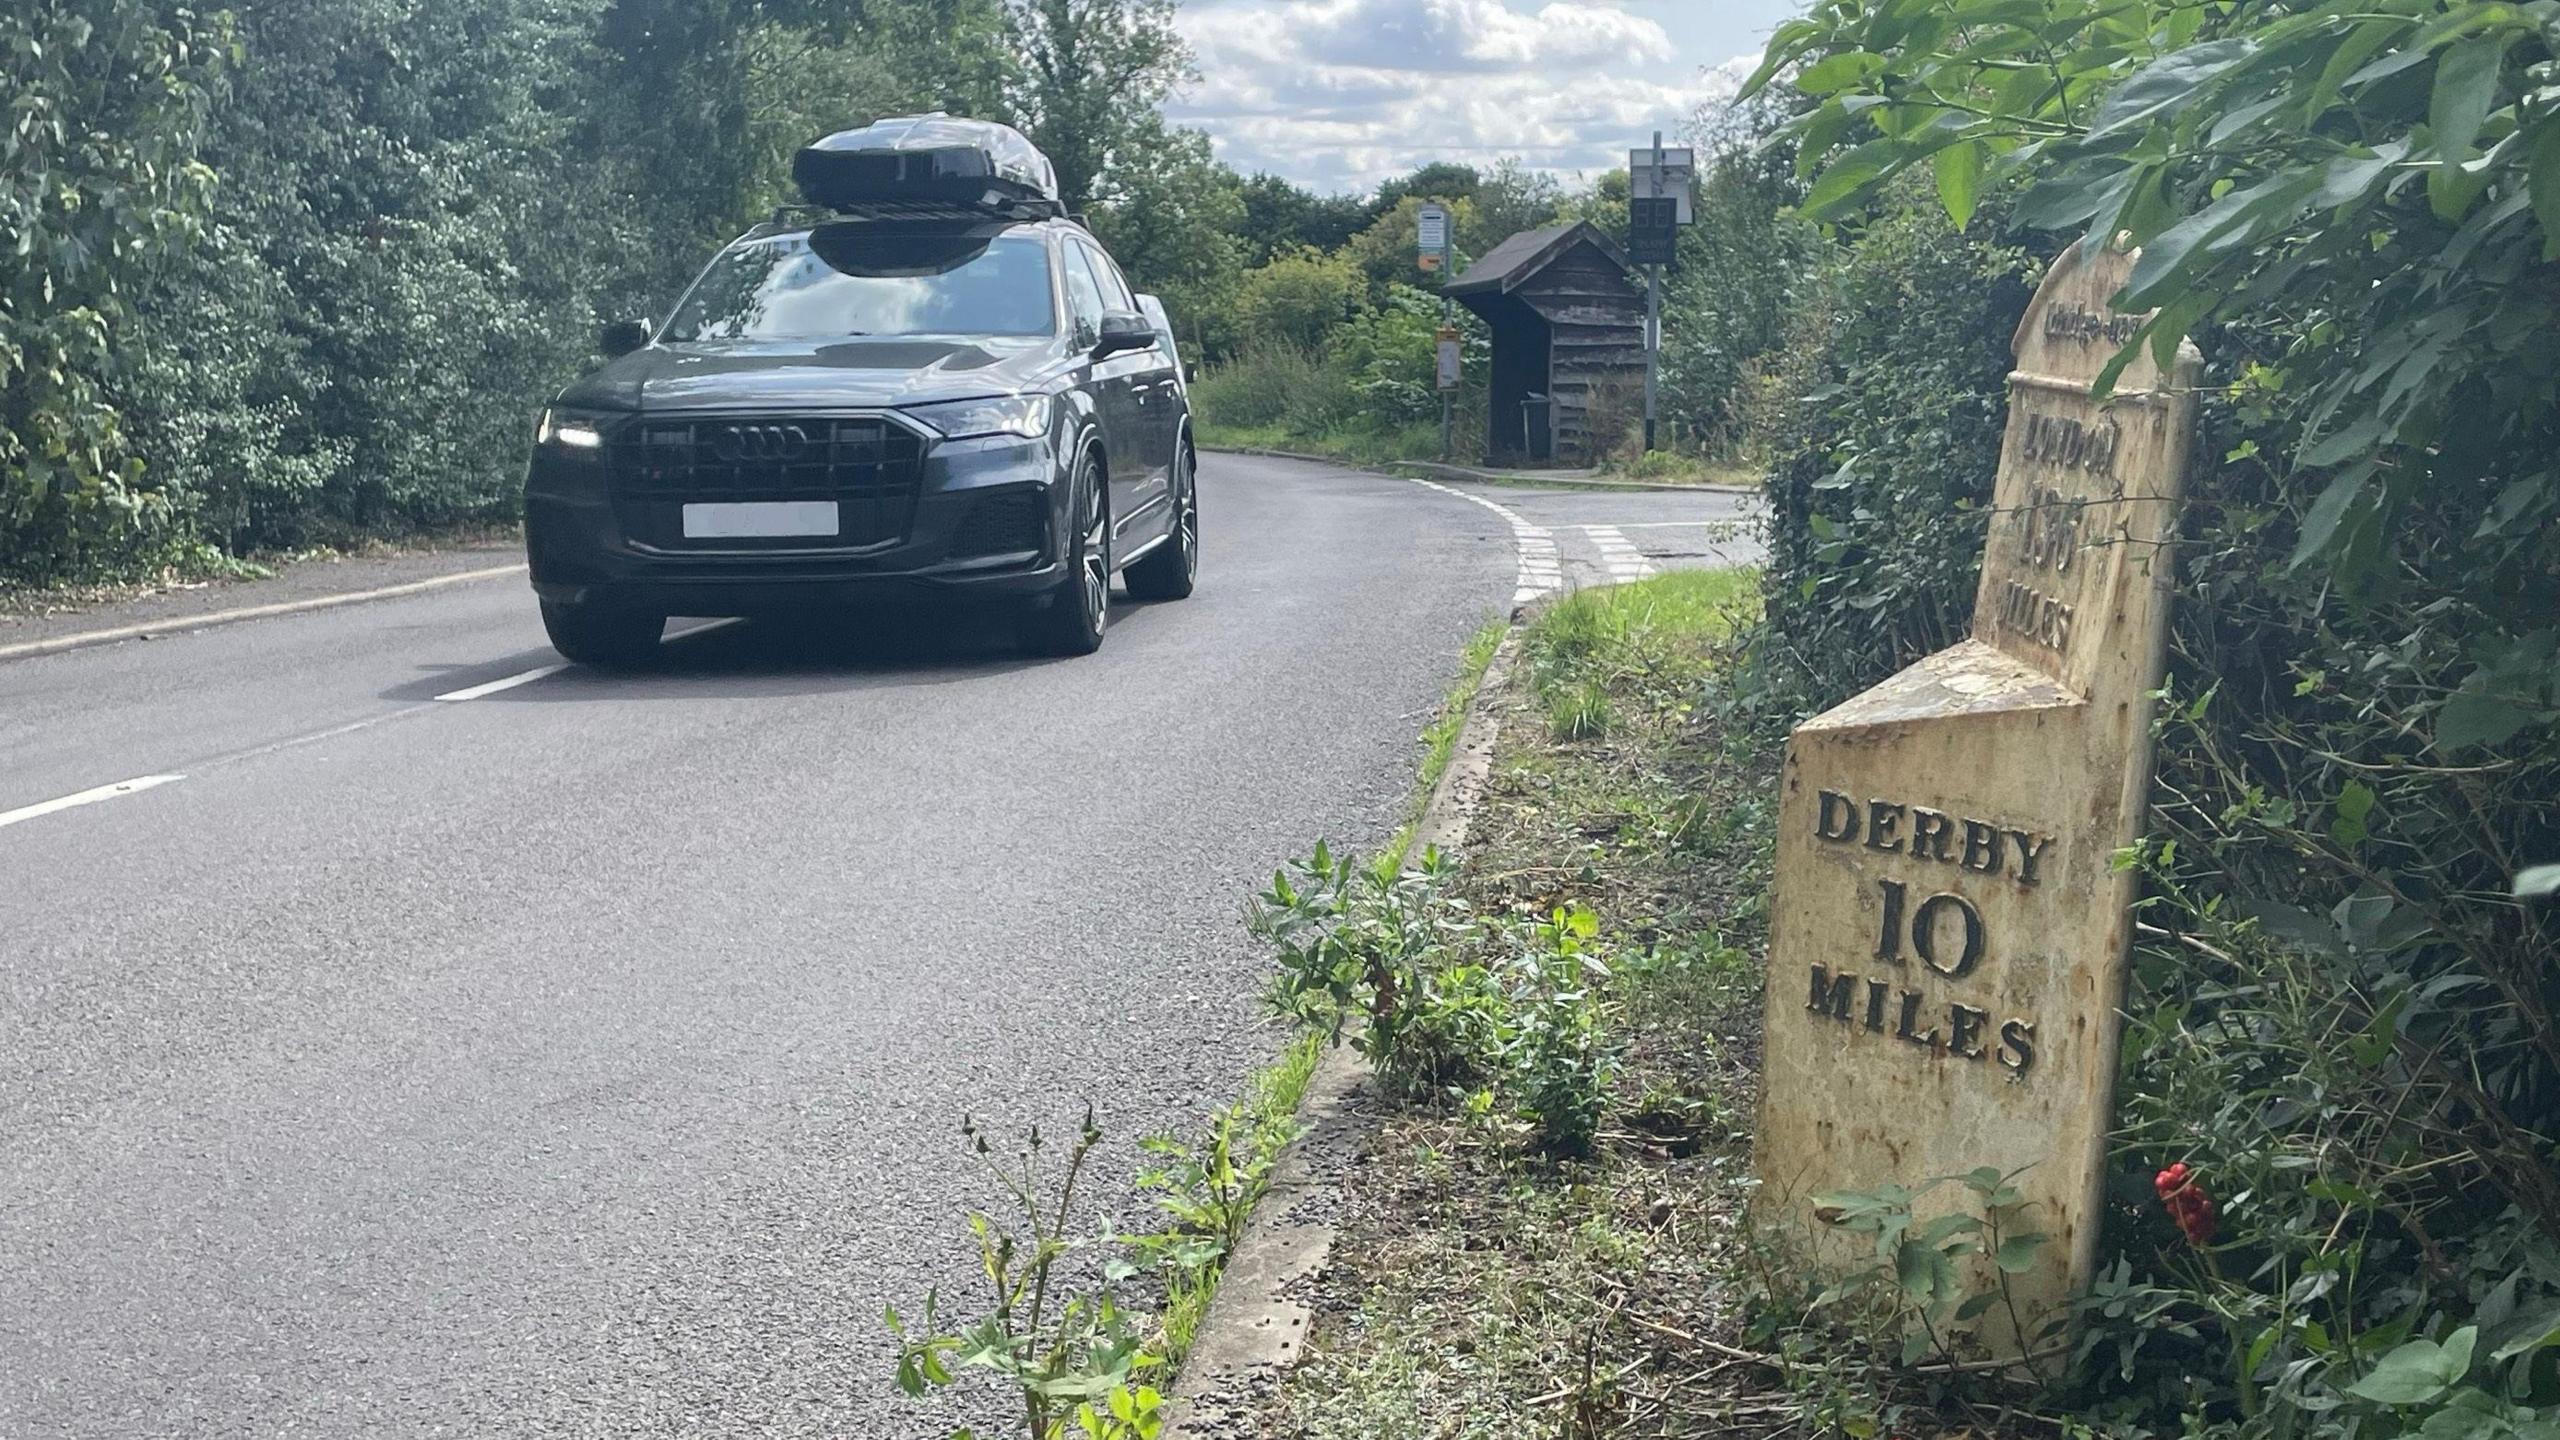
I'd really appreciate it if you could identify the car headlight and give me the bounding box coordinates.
[536,408,608,451]
[901,394,1052,441]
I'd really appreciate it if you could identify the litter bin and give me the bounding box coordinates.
[1520,393,1555,462]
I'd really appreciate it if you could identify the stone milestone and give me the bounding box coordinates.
[1753,240,2199,1354]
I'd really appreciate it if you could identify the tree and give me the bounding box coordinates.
[1371,161,1480,217]
[1005,0,1192,213]
[1238,172,1370,264]
[1342,194,1480,301]
[1088,122,1246,350]
[1469,158,1566,242]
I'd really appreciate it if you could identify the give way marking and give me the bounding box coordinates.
[1402,477,1561,608]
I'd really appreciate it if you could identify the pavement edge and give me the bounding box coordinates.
[1159,625,1525,1438]
[0,563,528,665]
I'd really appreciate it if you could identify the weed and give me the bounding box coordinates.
[1762,1166,2058,1375]
[1486,906,1620,1160]
[1133,1033,1326,1364]
[887,1111,1165,1440]
[1251,842,1492,1100]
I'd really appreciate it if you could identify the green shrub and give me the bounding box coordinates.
[1251,844,1496,1101]
[1250,846,1626,1159]
[1191,343,1362,436]
[1233,245,1363,353]
[1713,18,2560,1427]
[1740,171,2045,721]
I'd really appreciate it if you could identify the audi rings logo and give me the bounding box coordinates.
[711,423,809,463]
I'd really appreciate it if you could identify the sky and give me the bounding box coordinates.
[1166,0,1810,196]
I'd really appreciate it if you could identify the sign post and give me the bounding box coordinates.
[1418,203,1458,461]
[1627,135,1694,453]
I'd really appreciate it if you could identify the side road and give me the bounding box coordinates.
[1202,444,1761,496]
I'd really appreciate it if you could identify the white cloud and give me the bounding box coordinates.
[1171,0,1749,192]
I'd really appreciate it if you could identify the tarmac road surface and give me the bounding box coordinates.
[0,452,1754,1436]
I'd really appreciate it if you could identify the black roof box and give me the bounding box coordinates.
[793,114,1064,223]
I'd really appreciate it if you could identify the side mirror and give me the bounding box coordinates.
[1092,310,1156,359]
[598,318,652,358]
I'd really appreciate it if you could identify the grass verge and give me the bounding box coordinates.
[1156,608,1506,1370]
[1246,567,1817,1438]
[1198,420,1456,468]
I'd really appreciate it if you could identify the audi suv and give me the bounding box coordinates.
[523,214,1196,663]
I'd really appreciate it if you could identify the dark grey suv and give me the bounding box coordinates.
[524,212,1196,663]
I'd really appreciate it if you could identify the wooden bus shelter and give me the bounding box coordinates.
[1445,221,1646,463]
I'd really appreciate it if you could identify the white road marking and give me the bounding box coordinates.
[0,774,187,831]
[434,664,568,702]
[434,617,743,702]
[1584,521,1748,531]
[1586,525,1659,583]
[1404,477,1565,608]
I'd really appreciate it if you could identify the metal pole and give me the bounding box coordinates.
[1441,233,1456,463]
[1643,130,1663,454]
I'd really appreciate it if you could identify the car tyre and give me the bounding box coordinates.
[541,599,664,666]
[1023,450,1109,657]
[1122,441,1197,603]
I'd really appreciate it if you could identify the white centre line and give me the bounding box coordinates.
[433,617,744,703]
[434,664,568,702]
[0,774,187,831]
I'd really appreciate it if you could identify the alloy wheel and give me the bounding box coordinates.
[1175,451,1198,581]
[1080,474,1109,636]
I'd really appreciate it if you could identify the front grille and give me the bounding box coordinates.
[950,486,1045,560]
[607,415,926,549]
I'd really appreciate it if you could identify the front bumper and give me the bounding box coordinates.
[525,417,1071,614]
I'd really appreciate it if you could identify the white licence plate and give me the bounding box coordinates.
[681,501,839,539]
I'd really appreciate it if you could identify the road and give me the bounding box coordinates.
[0,453,1755,1437]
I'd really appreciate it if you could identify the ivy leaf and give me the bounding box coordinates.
[2491,1306,2560,1361]
[2436,691,2533,754]
[2331,780,2376,847]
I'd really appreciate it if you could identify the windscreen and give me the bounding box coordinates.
[662,231,1055,341]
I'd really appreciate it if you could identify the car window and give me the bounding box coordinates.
[1078,241,1136,312]
[662,231,1056,341]
[1060,242,1107,341]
